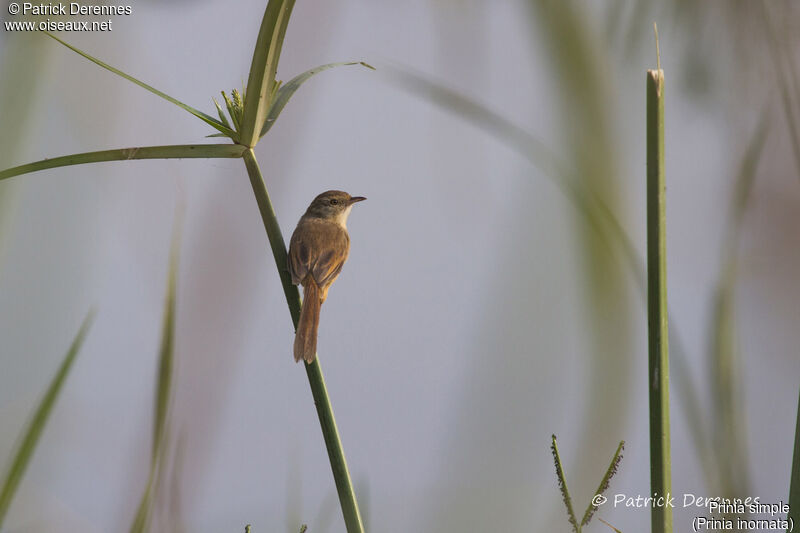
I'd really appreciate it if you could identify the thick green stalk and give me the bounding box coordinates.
[647,68,672,533]
[0,144,246,182]
[241,148,364,533]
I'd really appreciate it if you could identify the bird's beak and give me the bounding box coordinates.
[349,196,367,204]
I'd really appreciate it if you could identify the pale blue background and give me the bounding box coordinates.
[1,1,798,532]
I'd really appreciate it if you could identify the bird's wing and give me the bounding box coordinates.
[309,223,350,289]
[288,219,350,290]
[288,228,309,285]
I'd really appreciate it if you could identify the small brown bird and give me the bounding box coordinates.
[288,190,366,363]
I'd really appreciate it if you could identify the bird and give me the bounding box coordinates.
[288,190,366,363]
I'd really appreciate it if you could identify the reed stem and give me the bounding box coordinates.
[647,67,673,533]
[242,148,364,533]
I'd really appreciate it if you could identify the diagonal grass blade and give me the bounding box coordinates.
[0,311,95,528]
[129,221,180,533]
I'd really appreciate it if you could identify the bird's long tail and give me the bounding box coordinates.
[294,280,321,363]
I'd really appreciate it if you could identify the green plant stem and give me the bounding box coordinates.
[240,0,296,146]
[647,68,672,533]
[0,144,246,182]
[241,148,364,533]
[789,385,800,531]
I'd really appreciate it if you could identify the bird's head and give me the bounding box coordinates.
[304,190,366,227]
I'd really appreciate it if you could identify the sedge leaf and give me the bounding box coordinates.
[259,62,374,138]
[0,144,246,182]
[43,32,238,140]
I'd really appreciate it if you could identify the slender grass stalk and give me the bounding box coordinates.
[550,435,579,532]
[241,148,364,533]
[0,311,95,528]
[526,4,632,487]
[789,385,800,531]
[709,113,769,497]
[153,230,179,465]
[129,473,155,533]
[130,222,180,533]
[760,3,800,182]
[0,31,51,273]
[598,517,624,533]
[0,144,246,182]
[551,435,625,533]
[581,440,624,527]
[647,66,672,533]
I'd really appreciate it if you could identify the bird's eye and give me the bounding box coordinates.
[330,198,339,205]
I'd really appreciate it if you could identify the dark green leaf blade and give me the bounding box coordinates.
[43,32,237,140]
[239,0,296,146]
[0,311,95,528]
[259,62,374,138]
